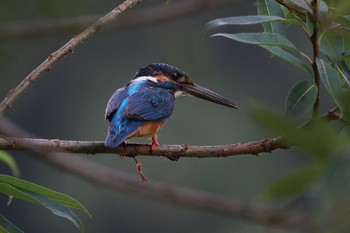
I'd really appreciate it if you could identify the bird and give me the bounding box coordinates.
[104,63,238,151]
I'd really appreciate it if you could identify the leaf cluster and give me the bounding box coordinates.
[204,0,350,203]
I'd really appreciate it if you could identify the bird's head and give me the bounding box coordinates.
[134,63,238,109]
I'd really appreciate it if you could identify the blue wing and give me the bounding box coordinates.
[125,88,175,121]
[105,87,138,147]
[105,87,128,120]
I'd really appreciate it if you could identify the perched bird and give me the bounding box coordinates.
[105,63,238,151]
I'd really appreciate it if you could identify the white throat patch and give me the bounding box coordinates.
[174,90,187,97]
[132,76,158,83]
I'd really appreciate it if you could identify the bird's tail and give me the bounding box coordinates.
[104,118,141,148]
[105,131,124,148]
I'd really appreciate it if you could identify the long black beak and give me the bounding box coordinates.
[180,83,238,109]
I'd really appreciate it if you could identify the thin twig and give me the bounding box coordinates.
[0,0,143,114]
[0,0,239,39]
[311,0,321,117]
[0,116,308,230]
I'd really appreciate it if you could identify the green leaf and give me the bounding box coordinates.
[251,105,298,138]
[0,151,20,177]
[261,45,313,77]
[252,105,339,160]
[305,15,313,37]
[290,0,328,16]
[339,125,350,141]
[289,0,312,12]
[320,32,345,63]
[0,175,90,216]
[0,151,20,205]
[316,58,342,104]
[339,15,350,31]
[334,2,350,14]
[337,89,350,122]
[343,51,350,81]
[212,32,298,51]
[257,0,286,35]
[21,190,84,233]
[261,164,324,200]
[202,15,286,36]
[0,183,85,233]
[0,215,23,233]
[0,183,40,205]
[285,80,318,117]
[317,1,329,16]
[334,63,350,87]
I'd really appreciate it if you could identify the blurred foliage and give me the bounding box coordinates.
[0,152,89,232]
[0,151,19,178]
[205,0,350,231]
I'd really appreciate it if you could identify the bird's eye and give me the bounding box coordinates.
[171,72,178,79]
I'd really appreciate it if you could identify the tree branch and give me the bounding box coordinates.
[0,108,339,159]
[311,0,321,116]
[0,116,309,230]
[0,0,241,39]
[0,0,143,114]
[0,137,285,159]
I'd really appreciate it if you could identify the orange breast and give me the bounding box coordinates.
[127,121,164,139]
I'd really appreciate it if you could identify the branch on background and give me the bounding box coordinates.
[0,116,309,230]
[0,0,241,39]
[0,0,143,114]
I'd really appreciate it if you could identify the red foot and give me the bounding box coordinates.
[150,136,159,152]
[121,141,127,149]
[118,141,128,158]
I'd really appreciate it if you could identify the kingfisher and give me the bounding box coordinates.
[105,63,238,151]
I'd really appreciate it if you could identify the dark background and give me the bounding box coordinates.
[1,0,309,232]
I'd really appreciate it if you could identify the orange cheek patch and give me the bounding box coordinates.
[154,75,170,82]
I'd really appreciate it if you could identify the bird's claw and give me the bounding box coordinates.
[150,136,159,152]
